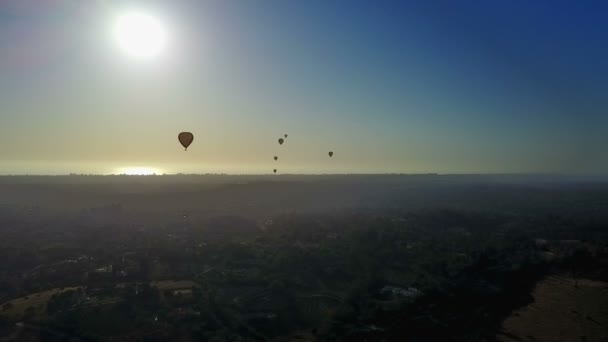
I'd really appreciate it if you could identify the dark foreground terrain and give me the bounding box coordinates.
[0,175,607,341]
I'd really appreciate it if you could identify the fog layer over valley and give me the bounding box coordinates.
[2,174,606,220]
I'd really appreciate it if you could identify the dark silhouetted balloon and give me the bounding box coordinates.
[273,169,277,174]
[278,138,284,145]
[274,156,278,161]
[284,134,288,138]
[178,132,194,151]
[328,151,334,157]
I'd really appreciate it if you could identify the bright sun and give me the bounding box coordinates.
[113,11,167,59]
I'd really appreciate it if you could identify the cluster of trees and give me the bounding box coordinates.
[0,199,607,340]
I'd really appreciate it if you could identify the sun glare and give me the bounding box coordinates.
[113,11,168,59]
[116,167,162,176]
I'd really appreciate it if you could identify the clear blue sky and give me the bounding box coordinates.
[0,0,606,174]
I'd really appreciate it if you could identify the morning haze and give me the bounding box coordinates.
[1,1,607,175]
[1,2,608,341]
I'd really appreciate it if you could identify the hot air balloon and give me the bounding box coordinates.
[274,156,278,161]
[328,151,334,157]
[273,169,277,174]
[278,138,284,145]
[178,132,194,151]
[284,134,288,138]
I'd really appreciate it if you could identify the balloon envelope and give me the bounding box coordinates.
[178,132,194,150]
[274,156,278,161]
[284,134,288,138]
[328,151,334,157]
[278,138,284,145]
[273,169,277,173]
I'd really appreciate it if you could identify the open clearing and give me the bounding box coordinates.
[0,287,82,321]
[498,275,608,342]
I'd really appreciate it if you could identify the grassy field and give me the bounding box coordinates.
[0,280,197,321]
[498,275,608,341]
[0,287,82,321]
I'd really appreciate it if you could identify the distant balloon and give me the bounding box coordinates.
[284,134,288,138]
[278,138,284,145]
[274,156,278,161]
[273,169,277,174]
[328,151,334,157]
[178,132,194,151]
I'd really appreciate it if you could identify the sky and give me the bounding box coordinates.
[0,0,607,175]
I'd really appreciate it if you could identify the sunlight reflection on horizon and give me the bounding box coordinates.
[115,166,163,175]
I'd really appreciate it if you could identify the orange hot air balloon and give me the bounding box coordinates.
[274,156,278,161]
[328,151,334,157]
[178,132,194,151]
[278,138,284,145]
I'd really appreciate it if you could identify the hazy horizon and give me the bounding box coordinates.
[2,171,608,181]
[2,2,608,340]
